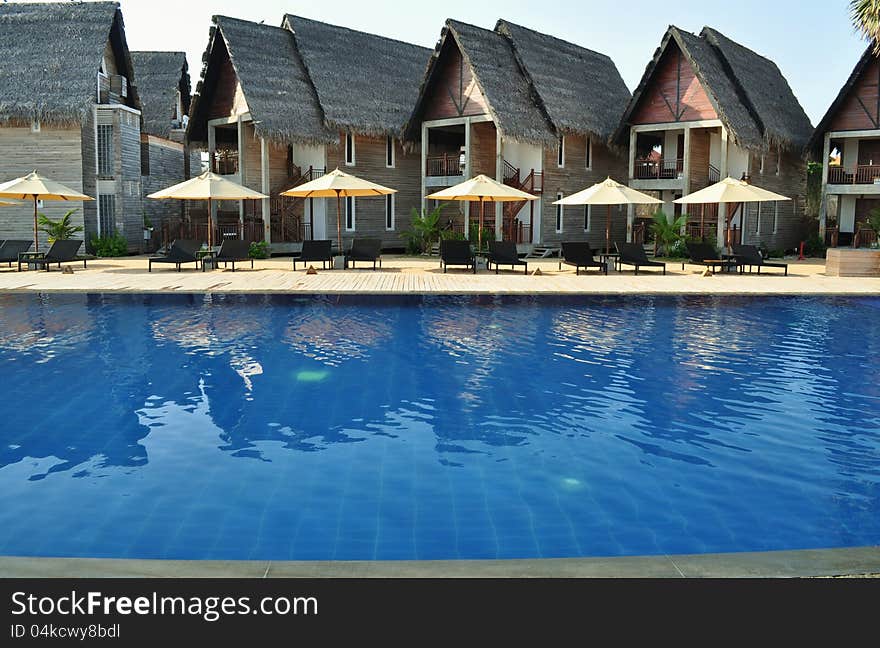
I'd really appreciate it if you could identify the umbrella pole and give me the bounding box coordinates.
[479,198,485,252]
[336,191,342,257]
[606,204,611,254]
[207,197,212,249]
[33,195,39,253]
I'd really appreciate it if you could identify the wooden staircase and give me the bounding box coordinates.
[501,160,542,243]
[269,165,326,242]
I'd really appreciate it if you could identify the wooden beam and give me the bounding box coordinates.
[495,126,503,241]
[261,136,271,244]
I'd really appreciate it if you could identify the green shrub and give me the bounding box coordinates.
[90,232,128,257]
[401,203,447,254]
[38,208,83,242]
[650,210,687,256]
[249,240,270,259]
[803,232,826,258]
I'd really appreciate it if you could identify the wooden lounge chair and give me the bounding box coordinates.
[558,241,607,275]
[487,241,527,274]
[148,239,200,272]
[214,239,253,272]
[683,241,731,273]
[347,238,382,270]
[440,239,476,273]
[294,239,332,270]
[18,239,88,272]
[0,240,32,267]
[615,242,666,275]
[732,244,788,276]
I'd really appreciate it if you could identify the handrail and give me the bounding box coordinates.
[828,164,880,185]
[708,164,721,183]
[633,156,683,180]
[426,154,462,177]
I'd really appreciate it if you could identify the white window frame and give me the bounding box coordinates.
[385,193,395,231]
[385,136,395,168]
[759,154,765,174]
[585,137,591,170]
[557,136,565,168]
[773,201,779,234]
[31,120,41,133]
[345,132,355,166]
[584,204,591,231]
[775,148,781,176]
[345,196,356,231]
[555,192,564,233]
[754,203,762,234]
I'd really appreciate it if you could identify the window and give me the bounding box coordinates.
[776,149,781,176]
[585,137,591,170]
[345,132,355,166]
[758,154,765,174]
[385,193,395,230]
[583,205,591,231]
[556,192,564,232]
[754,203,762,234]
[98,194,115,236]
[31,120,40,133]
[386,136,395,168]
[345,196,356,230]
[773,201,779,234]
[97,124,114,178]
[557,136,565,168]
[140,140,150,175]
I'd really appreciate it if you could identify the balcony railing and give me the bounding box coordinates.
[634,157,683,180]
[212,150,239,176]
[426,153,463,177]
[828,164,880,185]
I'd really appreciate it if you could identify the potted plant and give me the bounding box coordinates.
[143,214,153,240]
[37,208,83,242]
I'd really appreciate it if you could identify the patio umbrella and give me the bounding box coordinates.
[281,168,396,255]
[0,171,94,252]
[147,171,267,248]
[426,174,537,251]
[673,177,790,253]
[0,200,18,206]
[553,177,662,254]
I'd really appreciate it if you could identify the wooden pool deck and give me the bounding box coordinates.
[1,255,879,295]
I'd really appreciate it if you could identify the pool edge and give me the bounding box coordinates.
[1,546,878,578]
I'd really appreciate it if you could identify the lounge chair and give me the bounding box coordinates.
[0,240,32,267]
[293,239,333,270]
[213,239,253,272]
[487,241,527,274]
[615,242,666,275]
[440,239,476,273]
[18,239,88,272]
[347,238,382,270]
[558,241,607,275]
[682,241,732,273]
[732,244,788,276]
[148,239,200,272]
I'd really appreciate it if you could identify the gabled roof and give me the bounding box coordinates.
[188,16,330,145]
[496,19,631,141]
[807,44,874,154]
[130,51,190,139]
[616,25,812,153]
[0,1,139,126]
[282,14,431,138]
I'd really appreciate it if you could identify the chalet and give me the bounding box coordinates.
[187,15,430,249]
[130,51,201,242]
[406,19,631,248]
[809,45,880,248]
[0,1,144,251]
[615,26,813,251]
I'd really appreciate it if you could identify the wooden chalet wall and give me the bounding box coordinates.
[829,57,880,131]
[208,42,250,121]
[688,129,711,191]
[142,137,187,228]
[741,149,807,252]
[471,122,496,176]
[423,39,491,121]
[632,42,717,125]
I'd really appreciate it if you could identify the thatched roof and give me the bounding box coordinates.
[496,19,631,141]
[188,16,331,146]
[0,1,139,126]
[130,51,190,138]
[282,15,431,138]
[807,44,874,155]
[616,25,812,153]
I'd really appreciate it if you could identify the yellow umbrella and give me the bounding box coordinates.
[281,168,396,255]
[147,171,267,248]
[553,177,662,254]
[674,177,790,252]
[0,171,94,252]
[426,174,537,251]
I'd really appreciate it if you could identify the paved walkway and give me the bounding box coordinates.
[1,255,879,294]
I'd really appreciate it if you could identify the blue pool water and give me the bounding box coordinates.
[0,293,878,561]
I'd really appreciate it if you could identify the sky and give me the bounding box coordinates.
[28,0,873,124]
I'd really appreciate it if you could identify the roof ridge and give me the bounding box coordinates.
[284,13,430,52]
[495,18,615,63]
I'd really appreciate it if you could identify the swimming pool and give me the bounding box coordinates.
[0,293,878,561]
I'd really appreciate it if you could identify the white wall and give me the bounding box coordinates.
[842,140,859,168]
[293,143,327,239]
[664,130,684,160]
[839,195,856,233]
[709,131,722,170]
[502,137,543,228]
[727,142,750,179]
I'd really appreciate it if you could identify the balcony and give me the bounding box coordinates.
[634,157,683,180]
[828,164,880,185]
[426,153,463,178]
[212,150,239,176]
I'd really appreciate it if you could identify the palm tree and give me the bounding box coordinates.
[850,0,880,52]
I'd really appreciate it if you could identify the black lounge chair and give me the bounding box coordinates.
[558,241,607,275]
[148,239,200,272]
[440,239,476,273]
[732,244,788,276]
[682,241,731,273]
[18,239,88,272]
[0,240,32,267]
[213,239,253,272]
[487,241,528,274]
[347,238,382,270]
[293,239,333,270]
[615,242,666,275]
